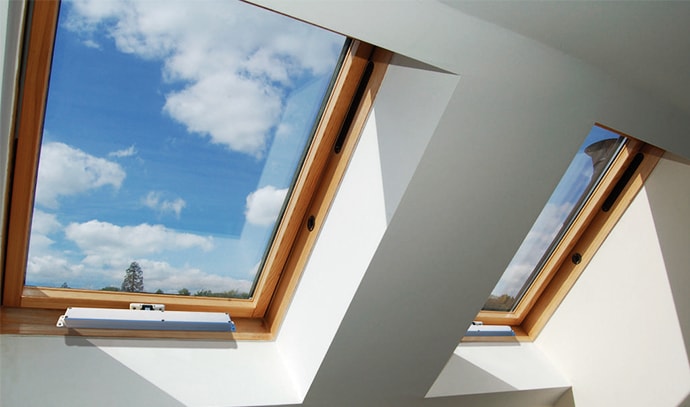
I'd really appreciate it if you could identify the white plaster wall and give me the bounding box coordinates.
[0,335,187,407]
[645,154,690,372]
[536,156,690,407]
[428,342,569,399]
[371,55,458,221]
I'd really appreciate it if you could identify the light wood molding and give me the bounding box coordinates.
[19,287,256,316]
[3,0,59,306]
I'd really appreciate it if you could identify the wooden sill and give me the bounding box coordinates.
[0,307,273,341]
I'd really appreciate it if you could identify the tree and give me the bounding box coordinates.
[60,282,69,288]
[121,261,144,292]
[101,286,120,292]
[178,288,190,296]
[482,294,516,311]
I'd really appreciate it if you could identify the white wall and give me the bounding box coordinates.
[537,156,690,407]
[428,342,569,402]
[0,335,186,407]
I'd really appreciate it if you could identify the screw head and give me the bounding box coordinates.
[572,253,582,265]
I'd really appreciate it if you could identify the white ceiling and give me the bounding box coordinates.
[439,1,690,114]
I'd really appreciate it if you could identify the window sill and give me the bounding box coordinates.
[0,307,272,340]
[461,326,531,343]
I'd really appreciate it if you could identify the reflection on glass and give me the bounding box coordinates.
[26,0,346,298]
[483,126,625,312]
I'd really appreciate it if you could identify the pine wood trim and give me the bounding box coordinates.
[3,0,59,306]
[18,286,256,316]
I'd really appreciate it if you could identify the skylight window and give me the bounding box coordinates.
[484,127,625,312]
[2,0,391,339]
[26,0,345,298]
[470,124,663,341]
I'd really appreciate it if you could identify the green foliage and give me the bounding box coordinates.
[154,289,164,294]
[101,286,121,291]
[60,282,69,288]
[482,294,517,311]
[192,289,250,299]
[121,261,144,292]
[178,288,190,296]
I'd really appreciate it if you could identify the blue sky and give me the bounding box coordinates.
[487,125,624,304]
[26,0,345,294]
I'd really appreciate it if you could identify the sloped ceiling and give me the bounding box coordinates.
[439,0,690,115]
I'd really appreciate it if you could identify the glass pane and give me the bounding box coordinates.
[26,0,346,298]
[483,126,625,311]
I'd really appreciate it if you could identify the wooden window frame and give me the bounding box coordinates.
[467,125,664,342]
[0,0,391,340]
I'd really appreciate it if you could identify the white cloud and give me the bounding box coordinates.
[35,142,125,208]
[26,226,258,293]
[31,210,62,235]
[108,145,137,158]
[247,261,261,278]
[245,185,288,226]
[65,0,344,157]
[64,220,213,265]
[82,39,100,49]
[163,73,282,155]
[27,210,63,253]
[27,254,253,294]
[26,254,87,287]
[143,191,186,218]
